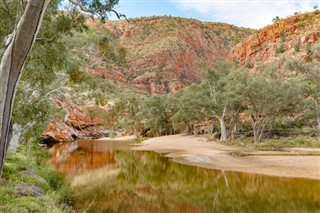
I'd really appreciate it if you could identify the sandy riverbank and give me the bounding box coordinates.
[133,135,320,180]
[96,135,136,141]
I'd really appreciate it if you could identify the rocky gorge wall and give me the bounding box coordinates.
[42,12,320,144]
[229,12,320,65]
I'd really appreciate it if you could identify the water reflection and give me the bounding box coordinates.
[49,140,320,213]
[48,140,129,176]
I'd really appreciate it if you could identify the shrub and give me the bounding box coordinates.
[297,21,304,28]
[279,30,286,42]
[275,44,285,56]
[294,43,300,52]
[245,61,254,69]
[305,42,311,52]
[272,16,281,23]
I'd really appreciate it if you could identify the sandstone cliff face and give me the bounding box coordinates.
[87,16,254,94]
[229,12,320,65]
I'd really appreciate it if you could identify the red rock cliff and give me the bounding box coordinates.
[229,12,320,65]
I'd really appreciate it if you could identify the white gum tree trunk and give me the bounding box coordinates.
[219,117,227,141]
[0,0,50,176]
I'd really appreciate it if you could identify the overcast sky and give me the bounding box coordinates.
[105,0,319,29]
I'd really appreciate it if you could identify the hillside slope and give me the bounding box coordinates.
[229,11,320,65]
[87,16,255,93]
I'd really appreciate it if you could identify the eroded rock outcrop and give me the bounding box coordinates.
[42,120,77,144]
[42,102,106,144]
[229,12,320,65]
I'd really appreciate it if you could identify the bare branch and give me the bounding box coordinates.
[90,51,107,68]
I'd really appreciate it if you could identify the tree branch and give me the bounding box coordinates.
[68,0,126,20]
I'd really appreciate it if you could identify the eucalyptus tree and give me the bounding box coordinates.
[11,2,88,148]
[309,44,320,130]
[229,64,302,142]
[171,84,207,134]
[114,95,143,137]
[285,44,320,131]
[200,59,240,141]
[0,0,122,176]
[140,95,172,136]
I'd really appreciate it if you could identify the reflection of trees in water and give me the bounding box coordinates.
[48,141,116,176]
[75,151,320,212]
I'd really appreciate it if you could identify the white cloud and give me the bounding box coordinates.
[171,0,319,29]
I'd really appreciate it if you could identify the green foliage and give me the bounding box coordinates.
[67,60,83,84]
[305,42,311,52]
[228,63,306,142]
[297,21,305,28]
[254,137,320,149]
[98,36,127,66]
[113,95,143,136]
[311,42,320,58]
[170,84,206,133]
[140,95,172,136]
[285,59,310,73]
[0,144,74,212]
[245,61,254,69]
[275,44,285,56]
[0,0,89,144]
[116,46,127,65]
[279,30,286,42]
[272,16,281,23]
[294,43,301,52]
[12,92,63,144]
[75,0,121,21]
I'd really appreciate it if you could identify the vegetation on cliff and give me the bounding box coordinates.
[86,16,255,93]
[229,10,320,65]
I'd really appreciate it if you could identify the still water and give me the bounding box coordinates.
[49,140,320,213]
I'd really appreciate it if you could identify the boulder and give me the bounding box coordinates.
[42,120,77,145]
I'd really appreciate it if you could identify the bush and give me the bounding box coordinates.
[305,42,311,52]
[275,44,285,56]
[245,61,254,69]
[294,43,300,52]
[297,21,304,28]
[279,30,286,42]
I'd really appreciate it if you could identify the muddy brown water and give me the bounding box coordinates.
[49,140,320,213]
